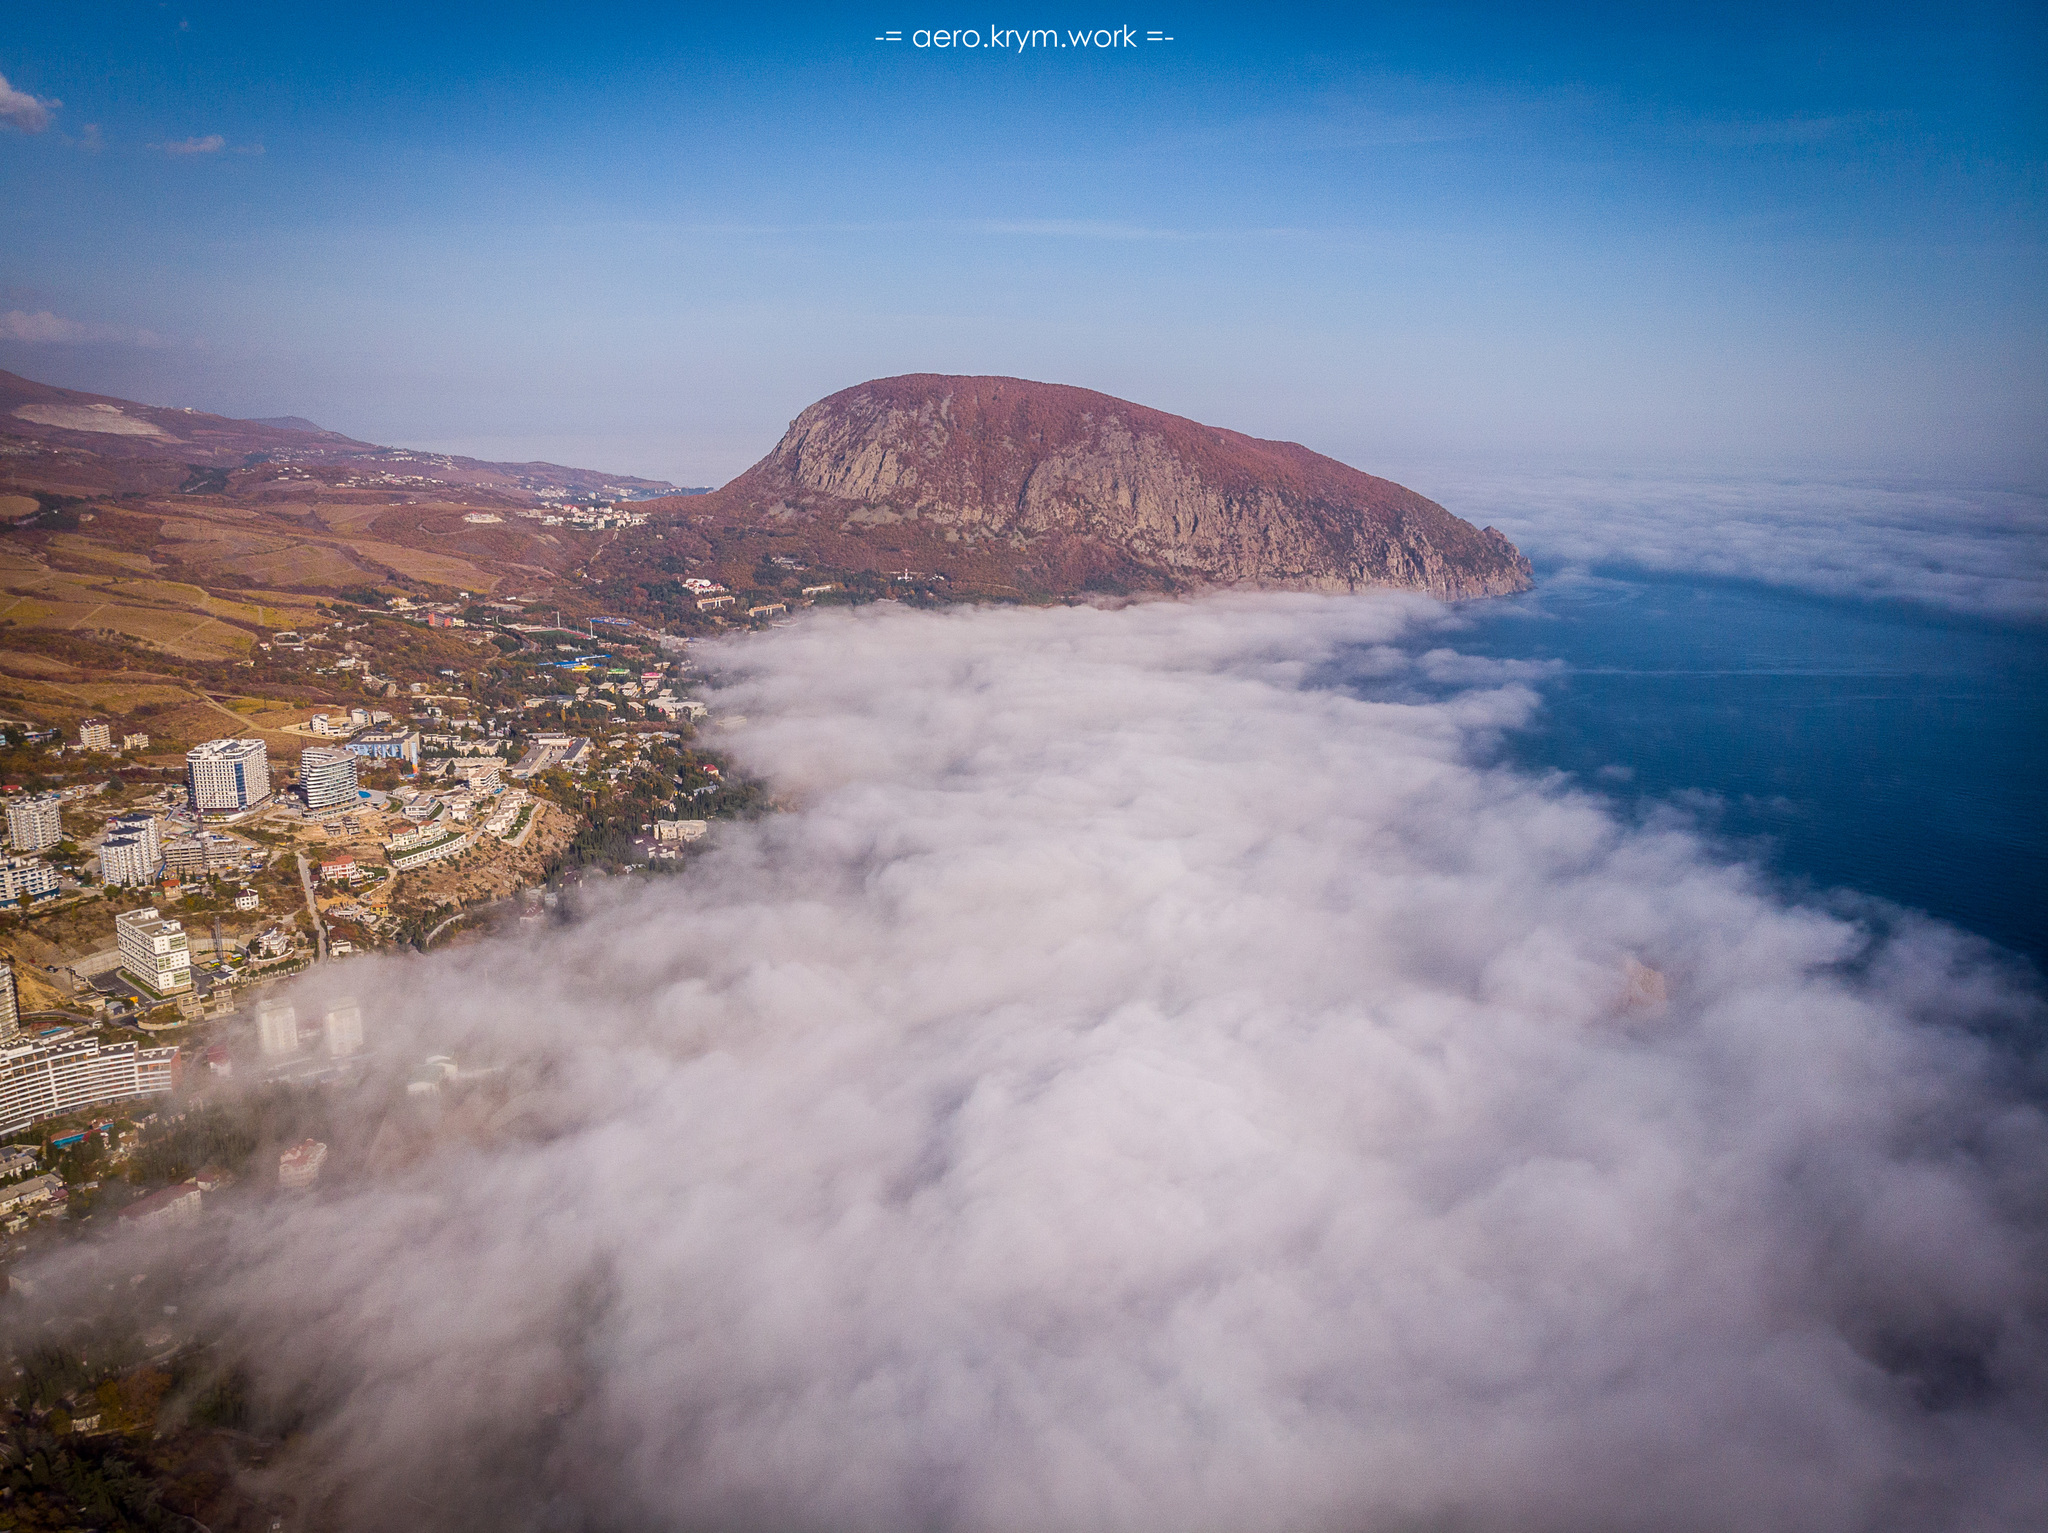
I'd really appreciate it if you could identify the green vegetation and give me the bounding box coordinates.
[127,1089,335,1190]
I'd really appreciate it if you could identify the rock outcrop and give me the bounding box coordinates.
[665,375,1531,599]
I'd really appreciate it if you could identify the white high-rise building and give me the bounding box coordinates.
[257,999,300,1057]
[78,719,113,751]
[115,906,192,995]
[4,792,62,853]
[98,812,163,887]
[99,835,156,887]
[0,1034,179,1138]
[0,857,59,907]
[186,738,271,812]
[322,999,364,1058]
[300,747,361,810]
[0,960,18,1045]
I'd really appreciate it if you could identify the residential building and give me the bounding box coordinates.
[118,1181,201,1229]
[0,1174,61,1216]
[0,856,59,907]
[0,1144,33,1177]
[233,888,259,911]
[696,594,735,611]
[653,819,709,843]
[257,999,300,1057]
[107,810,162,866]
[78,719,113,751]
[161,833,243,875]
[0,960,17,1045]
[99,833,156,887]
[278,1139,328,1189]
[115,906,193,996]
[345,726,420,766]
[323,1000,364,1057]
[300,746,361,810]
[5,791,62,853]
[384,824,472,871]
[447,758,502,793]
[319,857,359,883]
[121,733,150,751]
[99,811,163,886]
[0,1034,180,1137]
[509,733,592,777]
[186,738,271,811]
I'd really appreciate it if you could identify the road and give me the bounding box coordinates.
[295,852,327,963]
[420,896,511,950]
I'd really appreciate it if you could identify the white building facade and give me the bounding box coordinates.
[5,792,62,853]
[323,999,364,1057]
[115,906,193,995]
[0,856,59,907]
[187,738,272,811]
[0,1034,179,1137]
[300,746,361,810]
[257,999,300,1057]
[99,811,163,886]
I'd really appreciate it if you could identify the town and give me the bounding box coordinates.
[0,582,789,1520]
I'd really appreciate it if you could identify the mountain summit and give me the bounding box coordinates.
[665,375,1531,599]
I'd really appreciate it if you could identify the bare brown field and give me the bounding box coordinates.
[64,679,198,712]
[0,493,40,520]
[341,537,498,590]
[216,543,372,588]
[104,580,324,630]
[154,516,293,555]
[312,503,397,531]
[47,533,159,573]
[0,652,80,678]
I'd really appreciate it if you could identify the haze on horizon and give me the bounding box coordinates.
[1,1,2044,487]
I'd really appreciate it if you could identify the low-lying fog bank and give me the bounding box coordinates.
[25,595,2047,1531]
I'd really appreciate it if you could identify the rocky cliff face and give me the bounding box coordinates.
[672,375,1531,599]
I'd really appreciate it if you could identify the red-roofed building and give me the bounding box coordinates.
[118,1180,201,1229]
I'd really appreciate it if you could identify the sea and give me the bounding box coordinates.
[1354,569,2048,976]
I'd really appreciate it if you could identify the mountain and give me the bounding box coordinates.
[644,375,1531,599]
[0,369,677,501]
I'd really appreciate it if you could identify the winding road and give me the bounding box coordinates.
[295,852,327,963]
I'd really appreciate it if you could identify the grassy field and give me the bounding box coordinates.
[341,537,499,590]
[215,543,372,588]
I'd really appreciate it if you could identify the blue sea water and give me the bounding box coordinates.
[1372,572,2048,972]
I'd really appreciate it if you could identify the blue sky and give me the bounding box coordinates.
[1,2,2042,484]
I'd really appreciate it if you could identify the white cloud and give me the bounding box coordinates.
[0,309,168,347]
[25,598,2047,1529]
[152,132,225,155]
[0,70,57,133]
[1415,467,2048,623]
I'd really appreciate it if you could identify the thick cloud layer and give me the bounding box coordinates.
[111,600,2048,1528]
[1411,467,2048,622]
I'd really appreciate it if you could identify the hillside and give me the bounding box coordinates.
[637,375,1532,599]
[0,367,1532,766]
[0,369,678,501]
